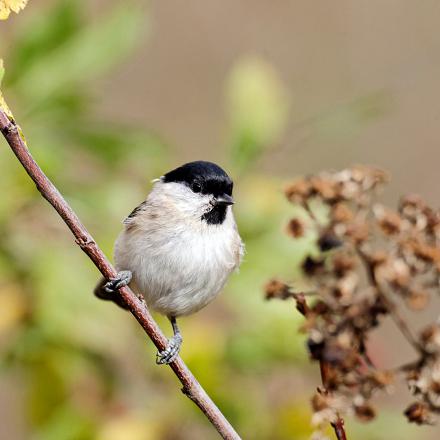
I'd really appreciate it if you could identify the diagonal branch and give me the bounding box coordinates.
[0,109,241,440]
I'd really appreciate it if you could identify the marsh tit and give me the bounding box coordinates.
[94,161,244,364]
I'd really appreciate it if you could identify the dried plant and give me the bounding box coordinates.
[266,166,440,438]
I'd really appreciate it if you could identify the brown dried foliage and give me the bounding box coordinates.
[268,166,440,437]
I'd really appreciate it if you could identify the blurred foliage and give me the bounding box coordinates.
[0,1,428,440]
[310,91,393,142]
[225,56,289,173]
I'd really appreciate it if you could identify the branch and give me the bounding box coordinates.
[0,110,241,440]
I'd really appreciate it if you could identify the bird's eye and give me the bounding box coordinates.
[192,182,202,193]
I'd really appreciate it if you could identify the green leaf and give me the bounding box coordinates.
[225,57,289,170]
[6,0,83,85]
[14,2,146,104]
[312,91,393,141]
[67,122,167,166]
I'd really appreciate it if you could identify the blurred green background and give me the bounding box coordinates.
[0,1,439,439]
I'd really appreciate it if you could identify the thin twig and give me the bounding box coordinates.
[292,294,348,440]
[0,109,241,440]
[379,287,424,354]
[331,418,348,440]
[355,247,425,355]
[319,361,348,440]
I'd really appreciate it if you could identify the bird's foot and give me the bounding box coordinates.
[104,270,132,293]
[156,333,183,365]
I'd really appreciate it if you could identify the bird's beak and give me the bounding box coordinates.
[214,194,234,206]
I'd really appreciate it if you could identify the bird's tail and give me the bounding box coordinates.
[93,277,129,310]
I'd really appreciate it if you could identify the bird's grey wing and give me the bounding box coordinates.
[123,200,148,226]
[93,200,149,309]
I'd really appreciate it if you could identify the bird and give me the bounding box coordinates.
[94,161,244,364]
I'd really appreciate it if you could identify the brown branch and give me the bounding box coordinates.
[293,294,348,440]
[0,110,241,440]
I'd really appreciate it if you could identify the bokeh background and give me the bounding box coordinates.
[0,1,439,439]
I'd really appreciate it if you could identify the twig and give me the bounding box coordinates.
[379,287,424,354]
[0,110,241,440]
[292,294,348,440]
[331,418,348,440]
[355,247,425,355]
[319,361,348,440]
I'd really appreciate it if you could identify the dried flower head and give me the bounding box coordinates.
[354,403,376,422]
[286,218,305,238]
[284,179,311,203]
[404,402,433,425]
[264,279,291,300]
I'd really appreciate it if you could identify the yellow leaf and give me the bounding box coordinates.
[0,0,28,20]
[0,59,14,119]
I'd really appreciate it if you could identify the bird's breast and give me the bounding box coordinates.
[114,217,242,317]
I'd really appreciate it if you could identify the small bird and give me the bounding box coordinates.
[95,161,244,364]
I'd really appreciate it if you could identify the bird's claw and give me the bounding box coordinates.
[104,270,132,293]
[156,334,183,365]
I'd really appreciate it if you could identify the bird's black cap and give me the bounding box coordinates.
[163,161,233,197]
